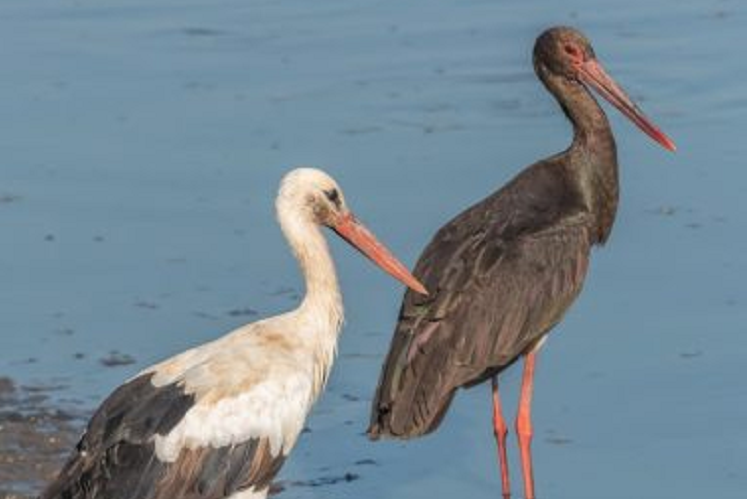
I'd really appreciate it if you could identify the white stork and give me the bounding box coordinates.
[41,168,426,499]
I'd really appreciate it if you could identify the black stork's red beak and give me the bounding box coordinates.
[332,212,428,296]
[578,58,677,152]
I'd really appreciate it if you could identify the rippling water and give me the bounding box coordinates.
[1,0,745,497]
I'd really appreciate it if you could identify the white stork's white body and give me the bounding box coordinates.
[41,168,425,499]
[147,308,339,472]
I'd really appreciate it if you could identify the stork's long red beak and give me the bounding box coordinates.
[332,213,428,295]
[578,58,677,152]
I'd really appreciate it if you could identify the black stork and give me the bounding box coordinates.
[368,26,675,499]
[41,168,426,499]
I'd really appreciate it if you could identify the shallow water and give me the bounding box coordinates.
[1,0,746,497]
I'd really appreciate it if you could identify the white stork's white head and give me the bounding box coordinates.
[277,167,348,229]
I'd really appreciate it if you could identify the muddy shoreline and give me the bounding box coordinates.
[0,377,83,499]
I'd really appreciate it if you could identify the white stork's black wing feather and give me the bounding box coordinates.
[369,161,598,439]
[40,373,284,499]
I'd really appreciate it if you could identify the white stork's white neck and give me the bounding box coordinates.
[276,196,344,338]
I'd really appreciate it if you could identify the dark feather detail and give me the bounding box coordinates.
[40,374,285,499]
[151,438,285,499]
[369,158,600,439]
[40,373,194,499]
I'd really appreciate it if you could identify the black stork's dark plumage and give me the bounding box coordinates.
[368,26,675,499]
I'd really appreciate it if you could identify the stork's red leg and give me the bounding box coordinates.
[516,351,537,499]
[491,377,511,499]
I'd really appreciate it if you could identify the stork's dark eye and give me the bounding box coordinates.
[324,188,341,207]
[564,44,580,57]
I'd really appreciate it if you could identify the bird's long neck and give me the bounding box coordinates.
[279,212,344,398]
[277,206,344,341]
[542,68,620,244]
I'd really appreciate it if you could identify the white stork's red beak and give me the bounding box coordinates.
[577,58,677,152]
[332,212,428,295]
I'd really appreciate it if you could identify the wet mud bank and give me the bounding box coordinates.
[0,377,83,499]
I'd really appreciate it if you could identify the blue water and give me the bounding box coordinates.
[1,0,745,497]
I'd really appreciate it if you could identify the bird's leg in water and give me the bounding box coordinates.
[516,351,537,499]
[492,377,511,499]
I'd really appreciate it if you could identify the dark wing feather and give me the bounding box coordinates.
[369,161,596,439]
[40,373,193,499]
[150,438,284,499]
[40,374,284,499]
